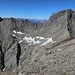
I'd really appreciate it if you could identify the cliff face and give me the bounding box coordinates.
[0,18,43,71]
[1,9,75,75]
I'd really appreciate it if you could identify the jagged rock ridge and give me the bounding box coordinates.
[0,9,75,75]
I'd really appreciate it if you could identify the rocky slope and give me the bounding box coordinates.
[0,9,75,75]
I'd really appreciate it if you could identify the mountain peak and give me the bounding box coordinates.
[1,9,75,75]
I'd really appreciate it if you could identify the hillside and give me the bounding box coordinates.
[0,9,75,75]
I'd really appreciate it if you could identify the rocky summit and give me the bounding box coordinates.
[1,9,75,75]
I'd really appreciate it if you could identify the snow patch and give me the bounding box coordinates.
[13,30,24,34]
[12,34,16,37]
[13,30,56,46]
[17,31,24,34]
[41,38,56,46]
[19,40,24,43]
[3,68,5,71]
[13,30,16,33]
[23,36,41,45]
[35,36,45,40]
[12,34,18,38]
[21,36,55,46]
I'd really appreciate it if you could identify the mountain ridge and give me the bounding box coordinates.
[0,9,75,75]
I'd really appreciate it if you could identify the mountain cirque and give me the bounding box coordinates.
[0,9,75,75]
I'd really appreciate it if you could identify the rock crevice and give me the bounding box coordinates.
[16,43,21,67]
[67,9,74,38]
[0,41,5,71]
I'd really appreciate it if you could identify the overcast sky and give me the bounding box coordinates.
[0,0,75,19]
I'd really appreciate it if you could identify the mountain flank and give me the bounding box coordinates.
[0,9,75,75]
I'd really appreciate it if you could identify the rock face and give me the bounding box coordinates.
[0,18,43,71]
[0,17,3,22]
[0,41,5,71]
[1,9,75,75]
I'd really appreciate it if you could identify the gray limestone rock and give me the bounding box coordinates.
[1,9,75,75]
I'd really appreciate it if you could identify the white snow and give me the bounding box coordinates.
[22,36,55,46]
[34,40,41,44]
[13,30,56,46]
[17,31,24,34]
[19,40,24,43]
[35,36,45,40]
[12,34,16,37]
[13,30,17,33]
[3,68,5,71]
[12,34,18,38]
[23,36,41,45]
[13,30,24,34]
[41,38,55,46]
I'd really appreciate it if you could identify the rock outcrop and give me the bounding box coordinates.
[0,41,5,71]
[0,17,43,71]
[0,17,3,22]
[39,9,75,48]
[1,9,75,75]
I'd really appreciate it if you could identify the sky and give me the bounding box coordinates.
[0,0,75,19]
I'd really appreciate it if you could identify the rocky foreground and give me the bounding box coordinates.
[0,9,75,75]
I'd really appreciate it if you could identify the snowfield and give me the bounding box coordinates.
[13,30,24,34]
[12,30,56,46]
[23,36,41,45]
[40,38,55,46]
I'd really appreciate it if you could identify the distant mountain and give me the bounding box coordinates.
[1,9,75,75]
[16,18,47,24]
[28,19,47,24]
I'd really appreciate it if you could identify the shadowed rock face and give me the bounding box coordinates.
[1,9,75,75]
[0,17,3,22]
[67,9,75,38]
[16,43,21,66]
[40,9,75,48]
[0,17,43,70]
[0,41,5,71]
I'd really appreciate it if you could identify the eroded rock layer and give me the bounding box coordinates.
[0,9,75,75]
